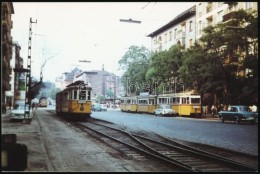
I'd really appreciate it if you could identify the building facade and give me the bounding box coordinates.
[196,2,258,39]
[5,41,24,107]
[1,2,14,104]
[148,5,196,52]
[148,2,258,53]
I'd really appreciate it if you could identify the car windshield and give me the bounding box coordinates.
[239,106,250,112]
[13,104,29,110]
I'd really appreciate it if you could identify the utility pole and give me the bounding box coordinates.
[24,17,37,124]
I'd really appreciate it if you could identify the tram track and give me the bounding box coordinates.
[46,110,257,172]
[76,120,257,172]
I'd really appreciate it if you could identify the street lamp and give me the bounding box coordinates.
[79,60,91,63]
[119,18,141,24]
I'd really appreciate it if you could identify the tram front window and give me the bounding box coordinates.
[79,90,86,100]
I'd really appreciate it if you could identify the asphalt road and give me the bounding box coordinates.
[91,109,258,156]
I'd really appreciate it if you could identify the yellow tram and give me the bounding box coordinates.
[120,92,201,117]
[56,80,92,119]
[157,93,201,117]
[137,95,157,114]
[120,96,138,112]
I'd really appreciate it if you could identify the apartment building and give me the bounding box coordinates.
[5,42,24,106]
[148,5,196,52]
[196,2,258,39]
[1,2,14,103]
[148,2,258,53]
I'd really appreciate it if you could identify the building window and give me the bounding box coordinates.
[218,2,223,7]
[189,21,193,32]
[246,2,253,12]
[169,31,172,41]
[198,3,202,17]
[189,39,193,47]
[174,28,177,39]
[164,33,167,43]
[206,16,213,27]
[182,24,186,32]
[206,2,213,13]
[158,36,162,43]
[198,21,202,35]
[217,10,223,23]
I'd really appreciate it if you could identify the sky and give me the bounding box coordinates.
[12,2,197,82]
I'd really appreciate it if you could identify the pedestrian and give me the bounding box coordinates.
[218,103,223,112]
[211,105,217,117]
[8,101,12,110]
[2,103,7,114]
[251,104,257,112]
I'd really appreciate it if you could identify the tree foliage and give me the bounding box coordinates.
[118,45,151,95]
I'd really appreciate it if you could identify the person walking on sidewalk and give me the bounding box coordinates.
[211,105,217,117]
[2,102,7,114]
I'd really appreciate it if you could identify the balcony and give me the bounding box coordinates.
[222,11,236,22]
[206,6,212,13]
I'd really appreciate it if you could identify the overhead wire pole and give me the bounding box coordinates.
[24,17,37,123]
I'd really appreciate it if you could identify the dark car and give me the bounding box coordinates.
[218,105,257,124]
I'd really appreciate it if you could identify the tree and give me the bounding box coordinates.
[147,45,184,94]
[118,45,151,95]
[182,9,258,105]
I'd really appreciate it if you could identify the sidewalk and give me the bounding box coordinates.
[2,110,51,171]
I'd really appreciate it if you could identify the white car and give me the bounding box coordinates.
[154,104,176,117]
[10,103,33,120]
[100,104,107,111]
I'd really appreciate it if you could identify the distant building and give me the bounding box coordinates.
[55,67,124,101]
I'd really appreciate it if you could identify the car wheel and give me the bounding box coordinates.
[250,120,256,124]
[235,118,241,124]
[220,117,224,123]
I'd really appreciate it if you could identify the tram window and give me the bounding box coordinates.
[127,100,131,104]
[132,100,137,104]
[120,100,124,104]
[187,97,190,104]
[191,98,200,104]
[79,90,86,100]
[149,99,154,105]
[177,97,180,104]
[73,90,78,100]
[173,97,178,104]
[182,97,187,104]
[139,100,148,104]
[69,91,72,100]
[87,91,91,100]
[160,98,168,104]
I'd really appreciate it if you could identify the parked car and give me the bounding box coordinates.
[91,104,102,112]
[100,104,107,111]
[154,104,176,117]
[218,105,257,124]
[10,103,33,121]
